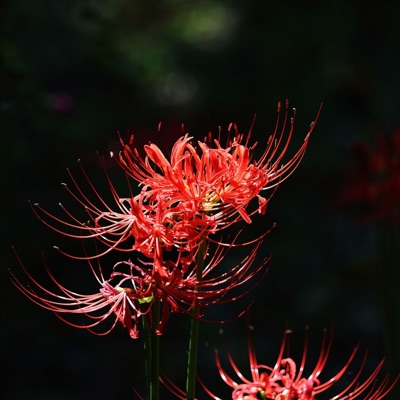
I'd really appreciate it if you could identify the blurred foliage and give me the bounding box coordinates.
[1,0,400,398]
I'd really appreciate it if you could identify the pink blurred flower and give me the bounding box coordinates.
[49,92,73,114]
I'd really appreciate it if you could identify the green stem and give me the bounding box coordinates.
[151,299,161,400]
[142,299,161,400]
[142,314,152,397]
[186,239,207,400]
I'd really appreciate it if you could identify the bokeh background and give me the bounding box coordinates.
[1,1,400,399]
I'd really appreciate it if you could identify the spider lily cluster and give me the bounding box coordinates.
[14,100,309,337]
[11,101,398,399]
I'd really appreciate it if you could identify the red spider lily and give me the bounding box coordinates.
[30,101,319,261]
[32,177,210,261]
[10,251,153,338]
[115,101,320,226]
[11,236,269,338]
[163,330,398,399]
[150,237,270,335]
[337,129,400,224]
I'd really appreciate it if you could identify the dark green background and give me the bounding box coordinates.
[1,1,399,398]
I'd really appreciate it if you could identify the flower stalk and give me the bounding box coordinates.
[142,314,153,397]
[186,238,207,400]
[142,298,161,400]
[151,299,161,400]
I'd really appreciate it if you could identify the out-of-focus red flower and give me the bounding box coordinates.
[337,129,400,224]
[163,330,398,399]
[31,101,319,260]
[11,237,269,338]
